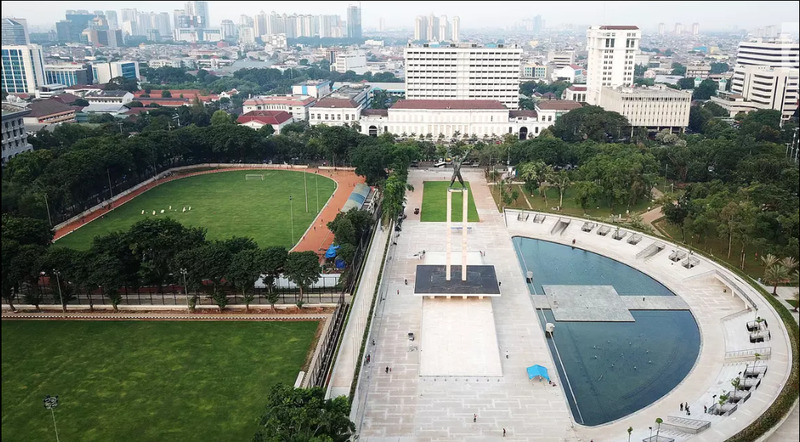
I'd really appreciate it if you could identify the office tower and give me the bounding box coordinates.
[156,13,171,38]
[320,15,342,38]
[347,4,362,39]
[658,22,665,35]
[585,25,641,105]
[45,63,92,86]
[121,20,137,37]
[438,15,449,42]
[191,1,210,27]
[254,11,268,37]
[284,14,298,38]
[91,60,140,84]
[137,12,153,36]
[238,26,255,45]
[414,16,427,41]
[379,18,385,32]
[674,23,683,35]
[533,15,543,34]
[692,23,699,36]
[1,44,46,94]
[64,11,99,41]
[105,11,118,29]
[452,16,460,42]
[404,43,523,109]
[2,18,29,45]
[269,12,285,35]
[221,20,236,40]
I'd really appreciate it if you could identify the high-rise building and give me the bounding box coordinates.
[427,14,439,42]
[239,14,254,27]
[157,13,171,38]
[91,60,140,85]
[120,9,138,24]
[45,63,92,86]
[1,44,46,94]
[658,22,665,35]
[254,11,268,38]
[533,15,543,34]
[404,43,523,109]
[692,23,699,36]
[674,23,683,35]
[585,25,640,105]
[105,11,119,29]
[452,16,460,42]
[190,1,210,27]
[347,4,362,39]
[414,16,427,41]
[379,18,385,32]
[711,38,800,122]
[238,26,255,45]
[63,10,99,41]
[2,18,29,45]
[221,20,236,40]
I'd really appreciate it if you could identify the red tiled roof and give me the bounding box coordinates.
[361,109,388,117]
[237,110,293,125]
[124,107,151,115]
[135,89,219,102]
[312,97,359,108]
[569,64,583,70]
[26,99,76,118]
[244,96,315,106]
[391,100,507,110]
[568,86,587,91]
[138,98,191,107]
[509,110,537,118]
[599,25,639,30]
[51,93,81,104]
[536,101,583,111]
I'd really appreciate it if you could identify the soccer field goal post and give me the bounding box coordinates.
[245,174,265,181]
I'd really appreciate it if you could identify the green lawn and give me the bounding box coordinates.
[1,320,318,442]
[55,170,336,251]
[420,181,480,222]
[489,182,655,218]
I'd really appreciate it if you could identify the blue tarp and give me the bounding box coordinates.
[526,365,550,381]
[325,245,340,259]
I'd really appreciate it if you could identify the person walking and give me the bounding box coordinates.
[680,403,684,411]
[503,428,506,437]
[473,414,477,423]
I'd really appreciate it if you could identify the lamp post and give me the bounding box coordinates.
[43,395,60,442]
[289,195,295,245]
[107,168,114,199]
[52,269,65,315]
[180,268,190,312]
[649,426,653,441]
[304,172,308,212]
[42,192,53,227]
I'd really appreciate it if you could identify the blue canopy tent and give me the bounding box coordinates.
[526,365,550,382]
[324,245,340,259]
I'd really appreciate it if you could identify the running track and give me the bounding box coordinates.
[53,167,366,257]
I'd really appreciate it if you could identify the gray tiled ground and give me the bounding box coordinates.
[542,285,634,321]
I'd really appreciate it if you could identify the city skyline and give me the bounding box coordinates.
[3,1,799,34]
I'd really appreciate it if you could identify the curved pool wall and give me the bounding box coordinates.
[513,237,701,426]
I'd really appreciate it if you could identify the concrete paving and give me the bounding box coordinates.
[349,167,793,441]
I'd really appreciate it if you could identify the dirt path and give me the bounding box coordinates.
[53,167,365,257]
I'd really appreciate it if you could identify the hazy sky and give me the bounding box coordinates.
[4,1,799,33]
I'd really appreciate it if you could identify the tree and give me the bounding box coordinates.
[253,384,354,442]
[704,101,729,117]
[763,264,789,295]
[106,76,139,92]
[227,249,263,312]
[731,376,741,400]
[634,64,647,77]
[283,251,320,304]
[655,417,663,440]
[551,106,629,143]
[671,63,686,76]
[692,79,718,100]
[73,98,90,106]
[627,426,633,442]
[710,62,729,74]
[127,100,144,108]
[260,247,288,294]
[662,194,691,241]
[551,170,571,209]
[677,77,695,90]
[210,110,233,125]
[161,90,172,98]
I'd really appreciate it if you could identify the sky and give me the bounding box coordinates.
[3,1,799,33]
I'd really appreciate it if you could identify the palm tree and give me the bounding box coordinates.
[753,352,761,371]
[731,376,741,400]
[627,426,633,442]
[655,417,663,440]
[718,393,729,414]
[552,170,571,209]
[780,256,799,272]
[764,264,789,295]
[792,269,799,312]
[761,253,779,270]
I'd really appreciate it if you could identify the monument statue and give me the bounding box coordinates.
[449,156,465,188]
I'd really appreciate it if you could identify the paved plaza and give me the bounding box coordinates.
[349,167,793,441]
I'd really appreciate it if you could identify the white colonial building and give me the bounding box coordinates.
[309,85,371,126]
[358,99,575,140]
[585,25,641,105]
[242,95,316,121]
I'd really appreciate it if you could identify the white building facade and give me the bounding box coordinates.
[1,44,45,95]
[404,44,523,109]
[1,102,33,165]
[599,86,691,132]
[585,25,641,105]
[242,95,316,121]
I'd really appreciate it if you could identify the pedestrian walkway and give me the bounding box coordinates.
[326,224,389,400]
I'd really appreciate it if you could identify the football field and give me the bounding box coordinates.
[55,170,336,250]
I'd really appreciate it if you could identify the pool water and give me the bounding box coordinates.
[513,237,701,426]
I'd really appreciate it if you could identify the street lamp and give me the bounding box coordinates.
[43,395,60,442]
[649,426,653,441]
[180,268,190,312]
[52,269,65,315]
[289,195,295,245]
